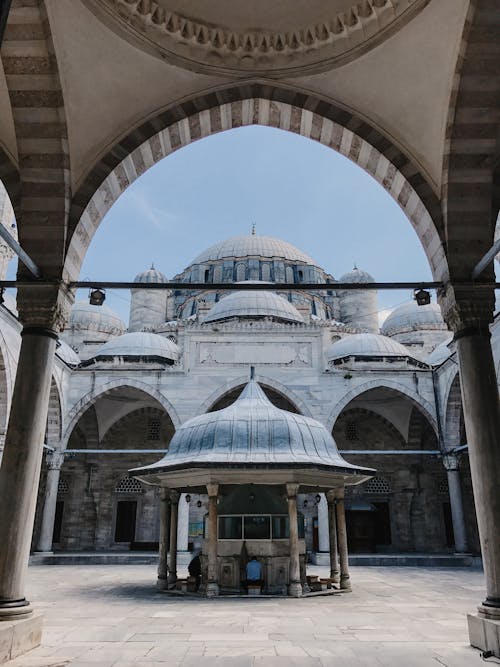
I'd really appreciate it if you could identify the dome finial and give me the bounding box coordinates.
[251,223,256,236]
[151,261,155,270]
[353,261,358,270]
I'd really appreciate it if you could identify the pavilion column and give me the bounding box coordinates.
[177,494,190,553]
[335,487,351,590]
[167,491,179,586]
[316,493,330,563]
[0,327,60,619]
[157,488,171,590]
[206,482,219,597]
[442,454,468,554]
[326,490,340,584]
[286,483,302,598]
[36,450,65,553]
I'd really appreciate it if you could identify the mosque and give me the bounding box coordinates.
[0,219,486,571]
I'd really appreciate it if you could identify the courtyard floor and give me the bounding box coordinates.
[7,564,487,667]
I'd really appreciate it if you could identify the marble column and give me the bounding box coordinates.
[326,490,340,584]
[0,328,58,619]
[36,450,65,552]
[335,488,351,590]
[206,482,219,597]
[177,493,190,553]
[442,453,468,554]
[286,483,302,597]
[168,491,179,586]
[157,488,171,590]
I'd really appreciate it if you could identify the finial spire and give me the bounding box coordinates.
[151,261,155,270]
[250,365,255,380]
[251,223,256,236]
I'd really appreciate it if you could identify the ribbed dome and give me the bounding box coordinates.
[381,301,445,335]
[339,267,375,283]
[326,333,411,361]
[56,340,80,366]
[204,288,304,324]
[135,380,364,470]
[68,301,125,335]
[427,336,453,366]
[94,332,179,361]
[191,235,318,266]
[134,266,168,283]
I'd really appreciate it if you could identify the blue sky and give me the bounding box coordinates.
[72,126,433,323]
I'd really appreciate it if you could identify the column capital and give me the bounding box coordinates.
[206,482,219,497]
[46,450,65,471]
[442,453,460,471]
[169,490,180,504]
[286,482,300,499]
[326,490,337,504]
[159,487,170,501]
[438,282,494,334]
[17,283,74,332]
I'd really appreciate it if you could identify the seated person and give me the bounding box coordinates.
[245,556,263,588]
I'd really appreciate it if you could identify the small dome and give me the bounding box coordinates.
[326,333,411,361]
[381,301,445,335]
[68,301,125,335]
[134,266,168,284]
[190,235,318,266]
[427,335,453,366]
[134,379,368,470]
[204,288,304,324]
[339,267,375,284]
[94,332,179,362]
[56,340,80,366]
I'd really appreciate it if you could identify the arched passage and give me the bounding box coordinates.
[64,86,447,284]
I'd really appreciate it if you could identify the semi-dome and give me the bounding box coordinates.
[134,265,168,284]
[131,379,372,476]
[190,235,318,266]
[338,266,375,284]
[56,340,80,366]
[93,332,179,362]
[204,287,304,324]
[381,301,445,335]
[427,336,453,366]
[68,301,125,335]
[326,333,412,362]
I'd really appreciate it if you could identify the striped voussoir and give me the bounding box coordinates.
[2,0,70,279]
[443,0,500,280]
[66,84,447,283]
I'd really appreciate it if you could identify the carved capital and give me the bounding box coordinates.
[438,282,494,334]
[206,482,219,498]
[46,450,65,470]
[17,283,74,332]
[442,453,460,472]
[286,482,300,499]
[169,490,180,504]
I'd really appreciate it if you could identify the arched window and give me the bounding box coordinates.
[115,477,143,494]
[364,476,392,494]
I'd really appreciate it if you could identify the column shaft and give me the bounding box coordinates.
[206,483,219,597]
[443,455,468,554]
[157,488,171,590]
[0,330,57,617]
[456,332,500,612]
[317,493,330,553]
[327,491,339,583]
[287,483,302,597]
[336,492,351,590]
[36,452,64,552]
[177,494,190,552]
[168,492,179,585]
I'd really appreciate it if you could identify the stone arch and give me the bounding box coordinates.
[444,373,464,451]
[62,379,180,448]
[335,406,407,447]
[325,378,438,435]
[64,84,447,283]
[197,374,312,417]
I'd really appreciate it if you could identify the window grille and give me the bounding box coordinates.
[365,476,391,494]
[58,477,69,495]
[115,477,143,494]
[148,418,161,441]
[345,421,358,441]
[438,476,449,495]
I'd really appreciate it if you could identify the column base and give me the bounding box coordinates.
[206,582,219,598]
[288,581,303,598]
[330,571,340,584]
[468,606,500,658]
[0,599,32,621]
[156,577,168,591]
[340,575,351,591]
[0,612,42,664]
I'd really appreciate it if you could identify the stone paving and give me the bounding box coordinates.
[6,564,487,666]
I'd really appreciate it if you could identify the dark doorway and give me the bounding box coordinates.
[312,517,319,552]
[373,502,392,546]
[115,500,137,543]
[53,500,64,543]
[346,510,376,552]
[442,502,454,548]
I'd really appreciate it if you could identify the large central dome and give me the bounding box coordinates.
[190,235,318,267]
